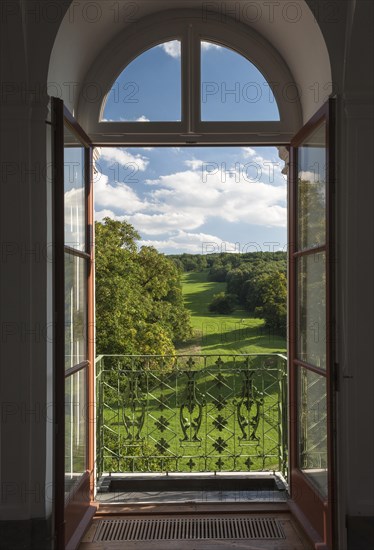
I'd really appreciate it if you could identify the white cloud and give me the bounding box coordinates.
[125,212,205,235]
[201,41,223,52]
[184,159,205,170]
[95,208,118,222]
[142,165,287,228]
[94,148,287,251]
[159,40,181,59]
[118,116,151,122]
[242,147,256,157]
[98,147,149,172]
[242,147,285,185]
[94,173,151,214]
[141,230,238,254]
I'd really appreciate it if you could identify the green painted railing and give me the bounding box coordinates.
[96,354,287,478]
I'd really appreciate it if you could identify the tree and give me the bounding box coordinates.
[95,218,192,358]
[208,292,237,314]
[208,261,230,282]
[298,177,326,248]
[254,271,287,336]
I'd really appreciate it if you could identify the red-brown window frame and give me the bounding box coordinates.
[52,98,95,550]
[288,98,336,549]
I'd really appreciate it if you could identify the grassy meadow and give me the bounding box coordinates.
[177,270,286,356]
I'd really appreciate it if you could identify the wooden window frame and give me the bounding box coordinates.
[288,99,336,549]
[52,99,96,550]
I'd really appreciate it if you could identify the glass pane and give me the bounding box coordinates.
[201,41,280,121]
[102,40,181,122]
[297,252,326,369]
[298,368,328,497]
[65,369,87,496]
[64,124,86,251]
[65,253,87,370]
[297,122,326,250]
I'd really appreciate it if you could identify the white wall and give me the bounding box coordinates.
[0,0,66,534]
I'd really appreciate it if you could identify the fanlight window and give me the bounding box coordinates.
[102,40,182,122]
[201,41,280,121]
[83,14,302,143]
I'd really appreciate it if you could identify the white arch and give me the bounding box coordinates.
[48,0,332,139]
[72,10,301,144]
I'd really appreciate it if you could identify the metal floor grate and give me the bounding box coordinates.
[91,516,286,542]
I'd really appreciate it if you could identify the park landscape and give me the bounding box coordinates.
[95,219,288,476]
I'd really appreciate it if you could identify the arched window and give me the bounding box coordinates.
[102,40,182,122]
[78,11,302,145]
[201,41,280,122]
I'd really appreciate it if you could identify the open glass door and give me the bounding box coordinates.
[289,99,335,548]
[52,98,96,549]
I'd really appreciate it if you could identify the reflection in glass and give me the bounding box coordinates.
[297,122,326,250]
[297,252,326,369]
[201,41,280,121]
[102,41,182,122]
[65,369,87,495]
[65,253,87,370]
[298,368,327,497]
[64,125,86,251]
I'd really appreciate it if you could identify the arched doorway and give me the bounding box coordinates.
[49,5,335,549]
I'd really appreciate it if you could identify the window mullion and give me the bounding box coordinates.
[182,25,192,133]
[185,22,201,135]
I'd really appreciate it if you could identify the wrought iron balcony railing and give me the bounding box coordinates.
[96,354,287,478]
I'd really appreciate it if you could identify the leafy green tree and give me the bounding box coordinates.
[298,177,326,248]
[208,292,237,314]
[95,218,192,358]
[208,261,230,282]
[254,271,287,336]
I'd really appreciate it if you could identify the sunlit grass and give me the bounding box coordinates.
[179,270,286,355]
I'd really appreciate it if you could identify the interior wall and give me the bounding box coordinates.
[0,1,68,547]
[336,0,374,542]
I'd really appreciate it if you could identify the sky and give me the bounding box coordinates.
[93,40,288,255]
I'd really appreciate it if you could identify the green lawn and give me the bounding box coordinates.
[178,270,286,355]
[98,270,287,475]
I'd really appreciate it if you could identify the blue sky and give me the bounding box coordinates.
[95,40,287,254]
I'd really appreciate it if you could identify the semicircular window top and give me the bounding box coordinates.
[102,40,182,122]
[201,41,280,122]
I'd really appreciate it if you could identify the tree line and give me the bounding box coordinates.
[170,251,287,337]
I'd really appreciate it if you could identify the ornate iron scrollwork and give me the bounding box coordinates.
[97,354,287,477]
[122,371,146,440]
[180,370,203,443]
[237,370,263,442]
